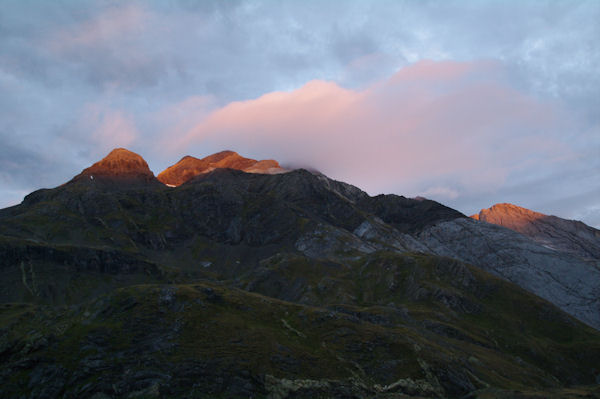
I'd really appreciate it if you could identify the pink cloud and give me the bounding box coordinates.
[167,60,568,199]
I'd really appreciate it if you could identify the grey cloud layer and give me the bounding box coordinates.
[0,0,598,225]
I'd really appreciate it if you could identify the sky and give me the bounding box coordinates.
[1,0,599,226]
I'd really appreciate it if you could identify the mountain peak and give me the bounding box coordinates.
[471,203,549,233]
[157,150,287,186]
[471,202,545,222]
[71,148,157,184]
[472,202,600,259]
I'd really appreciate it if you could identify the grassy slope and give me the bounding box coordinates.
[1,251,599,398]
[234,252,600,388]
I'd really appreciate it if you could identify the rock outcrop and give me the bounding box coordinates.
[472,203,600,260]
[418,217,600,329]
[70,148,159,185]
[157,150,287,186]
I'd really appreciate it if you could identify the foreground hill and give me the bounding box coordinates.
[2,252,600,398]
[1,148,599,398]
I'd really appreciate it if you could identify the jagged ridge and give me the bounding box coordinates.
[157,150,287,186]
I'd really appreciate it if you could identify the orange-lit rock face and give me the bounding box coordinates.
[157,150,286,186]
[471,203,600,259]
[472,203,547,235]
[73,148,156,183]
[157,156,210,186]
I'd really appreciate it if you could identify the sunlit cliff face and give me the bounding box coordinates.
[157,151,286,187]
[471,202,600,259]
[75,148,154,179]
[472,203,548,231]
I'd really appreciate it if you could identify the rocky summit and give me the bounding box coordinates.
[1,148,600,399]
[472,203,600,260]
[70,148,159,186]
[157,150,287,186]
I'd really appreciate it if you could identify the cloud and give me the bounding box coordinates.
[42,4,172,90]
[173,60,566,200]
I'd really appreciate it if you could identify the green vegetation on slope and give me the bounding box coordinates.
[2,251,600,398]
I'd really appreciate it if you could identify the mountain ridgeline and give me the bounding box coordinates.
[1,148,599,399]
[472,203,600,260]
[157,150,287,186]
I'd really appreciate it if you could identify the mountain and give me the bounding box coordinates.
[1,148,600,398]
[416,217,600,330]
[472,203,600,260]
[157,150,287,186]
[70,148,159,185]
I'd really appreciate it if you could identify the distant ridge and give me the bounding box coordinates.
[157,150,287,186]
[472,203,600,259]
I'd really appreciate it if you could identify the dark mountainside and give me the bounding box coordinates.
[1,149,599,399]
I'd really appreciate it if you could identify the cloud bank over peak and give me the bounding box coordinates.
[173,60,570,201]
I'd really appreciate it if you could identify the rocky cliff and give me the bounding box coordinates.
[157,150,287,186]
[472,203,600,260]
[417,217,600,329]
